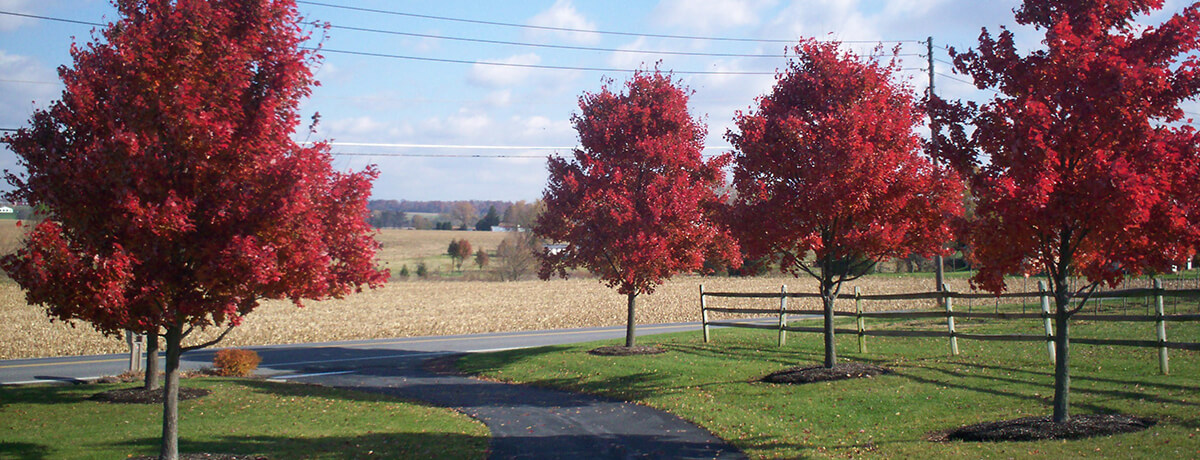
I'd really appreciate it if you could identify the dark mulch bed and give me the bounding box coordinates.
[131,454,267,460]
[587,345,667,356]
[928,414,1157,442]
[90,387,212,404]
[761,363,892,384]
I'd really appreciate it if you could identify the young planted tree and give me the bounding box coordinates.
[536,70,739,349]
[447,239,462,269]
[494,232,537,281]
[0,1,388,458]
[729,39,963,369]
[456,239,473,271]
[475,248,490,270]
[949,0,1200,422]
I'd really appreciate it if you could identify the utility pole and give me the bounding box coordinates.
[928,36,946,293]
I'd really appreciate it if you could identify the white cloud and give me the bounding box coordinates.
[485,89,512,108]
[420,109,494,140]
[652,0,776,33]
[513,115,573,142]
[327,116,387,136]
[0,50,60,127]
[608,37,653,69]
[0,0,38,31]
[526,0,599,45]
[467,53,542,88]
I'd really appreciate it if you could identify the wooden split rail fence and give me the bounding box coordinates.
[699,279,1200,375]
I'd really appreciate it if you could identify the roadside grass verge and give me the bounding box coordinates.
[458,314,1199,459]
[0,378,488,459]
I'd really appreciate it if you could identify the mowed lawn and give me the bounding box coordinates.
[458,311,1200,459]
[0,378,488,459]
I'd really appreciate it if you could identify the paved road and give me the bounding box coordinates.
[0,322,718,385]
[1,321,752,459]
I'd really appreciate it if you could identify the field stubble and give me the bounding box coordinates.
[0,273,978,359]
[0,227,1004,359]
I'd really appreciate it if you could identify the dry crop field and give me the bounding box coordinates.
[0,226,1002,359]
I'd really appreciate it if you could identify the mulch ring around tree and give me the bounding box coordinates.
[587,345,667,356]
[927,414,1157,442]
[761,363,892,384]
[90,386,211,404]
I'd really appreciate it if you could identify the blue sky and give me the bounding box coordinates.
[0,0,1194,201]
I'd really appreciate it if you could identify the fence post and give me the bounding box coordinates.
[1154,278,1169,375]
[1039,280,1055,364]
[125,330,143,372]
[778,285,788,347]
[855,286,866,353]
[943,283,959,355]
[700,284,710,343]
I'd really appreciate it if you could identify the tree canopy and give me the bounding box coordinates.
[948,0,1200,422]
[729,39,964,368]
[0,0,387,457]
[536,70,739,347]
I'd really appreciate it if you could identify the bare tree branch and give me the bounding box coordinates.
[182,325,236,352]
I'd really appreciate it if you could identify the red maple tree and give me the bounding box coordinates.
[0,1,387,458]
[950,0,1200,422]
[536,70,740,348]
[729,39,964,369]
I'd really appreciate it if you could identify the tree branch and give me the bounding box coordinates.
[1066,282,1100,315]
[181,325,236,352]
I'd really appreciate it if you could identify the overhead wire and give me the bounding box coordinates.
[317,47,779,75]
[318,22,865,59]
[0,10,929,76]
[295,0,922,45]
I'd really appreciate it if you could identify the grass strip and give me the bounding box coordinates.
[459,313,1199,459]
[0,377,488,459]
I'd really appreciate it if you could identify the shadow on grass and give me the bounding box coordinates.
[0,442,51,460]
[453,345,573,376]
[0,382,117,408]
[112,432,487,460]
[663,342,824,368]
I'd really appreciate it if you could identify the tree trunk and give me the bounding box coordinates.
[1052,303,1071,423]
[822,285,837,369]
[144,334,160,390]
[625,292,637,348]
[159,325,183,460]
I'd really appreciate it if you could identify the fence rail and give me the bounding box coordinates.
[699,278,1199,375]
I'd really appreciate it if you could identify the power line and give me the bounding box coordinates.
[319,23,792,59]
[1,10,927,77]
[317,47,779,75]
[0,78,59,86]
[315,22,922,60]
[935,71,982,88]
[0,10,777,76]
[0,10,102,27]
[297,1,921,45]
[324,152,724,159]
[314,141,734,151]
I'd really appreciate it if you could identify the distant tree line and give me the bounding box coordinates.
[365,200,543,231]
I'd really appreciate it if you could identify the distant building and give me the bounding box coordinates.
[0,206,13,214]
[491,225,524,232]
[544,243,567,255]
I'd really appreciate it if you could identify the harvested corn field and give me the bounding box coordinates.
[0,272,986,359]
[2,226,1053,359]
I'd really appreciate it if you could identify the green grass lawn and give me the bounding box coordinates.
[458,310,1199,459]
[0,378,488,459]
